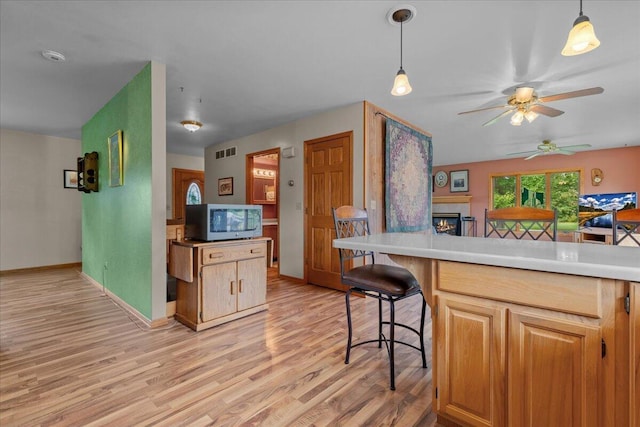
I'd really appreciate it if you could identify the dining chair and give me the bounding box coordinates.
[612,208,640,246]
[484,207,558,241]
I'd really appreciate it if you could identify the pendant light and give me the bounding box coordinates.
[181,120,202,132]
[390,8,413,96]
[561,0,600,56]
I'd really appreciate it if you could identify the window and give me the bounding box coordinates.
[490,169,581,231]
[186,182,202,205]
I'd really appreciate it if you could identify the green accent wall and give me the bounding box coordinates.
[81,63,153,318]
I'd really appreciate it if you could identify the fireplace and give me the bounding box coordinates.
[432,213,461,236]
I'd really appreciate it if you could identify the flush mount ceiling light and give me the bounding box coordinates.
[181,120,202,132]
[41,50,66,62]
[562,0,600,56]
[389,7,414,96]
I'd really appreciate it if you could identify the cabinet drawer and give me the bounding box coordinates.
[202,242,266,265]
[437,261,603,318]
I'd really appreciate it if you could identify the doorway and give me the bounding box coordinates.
[246,148,280,271]
[304,131,353,291]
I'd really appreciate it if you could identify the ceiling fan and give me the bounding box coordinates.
[508,140,592,160]
[458,86,604,126]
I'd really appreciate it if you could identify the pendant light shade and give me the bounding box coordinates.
[562,0,600,56]
[391,69,412,96]
[390,8,413,97]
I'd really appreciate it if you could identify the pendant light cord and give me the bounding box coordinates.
[579,0,583,17]
[400,20,404,70]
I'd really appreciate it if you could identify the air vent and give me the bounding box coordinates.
[225,146,237,157]
[215,149,225,160]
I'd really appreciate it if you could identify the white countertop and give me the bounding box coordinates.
[333,233,640,282]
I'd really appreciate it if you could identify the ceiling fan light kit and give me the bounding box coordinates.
[390,7,413,96]
[562,0,600,56]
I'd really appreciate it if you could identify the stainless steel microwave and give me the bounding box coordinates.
[185,204,262,241]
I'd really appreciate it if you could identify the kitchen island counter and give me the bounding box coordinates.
[333,233,638,427]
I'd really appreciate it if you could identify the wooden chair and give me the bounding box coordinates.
[332,206,427,390]
[612,208,640,246]
[484,207,558,241]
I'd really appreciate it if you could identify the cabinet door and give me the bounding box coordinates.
[237,257,267,311]
[508,311,600,427]
[436,296,505,427]
[201,262,237,321]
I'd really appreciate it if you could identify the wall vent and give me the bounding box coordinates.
[225,146,237,157]
[215,149,225,159]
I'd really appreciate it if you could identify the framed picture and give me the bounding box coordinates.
[108,130,123,187]
[63,169,78,189]
[218,177,233,196]
[450,169,469,192]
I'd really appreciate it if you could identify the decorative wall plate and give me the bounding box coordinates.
[435,170,448,187]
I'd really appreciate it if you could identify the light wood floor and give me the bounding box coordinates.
[1,267,437,426]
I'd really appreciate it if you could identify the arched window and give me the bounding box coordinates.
[186,182,202,205]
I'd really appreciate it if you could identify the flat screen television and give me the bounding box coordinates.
[578,192,637,228]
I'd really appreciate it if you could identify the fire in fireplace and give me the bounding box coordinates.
[432,213,461,236]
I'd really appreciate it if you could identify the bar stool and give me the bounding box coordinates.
[332,206,427,390]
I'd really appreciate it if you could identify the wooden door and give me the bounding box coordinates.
[508,311,600,427]
[436,296,505,427]
[304,131,352,290]
[237,257,267,311]
[172,168,204,221]
[202,262,237,321]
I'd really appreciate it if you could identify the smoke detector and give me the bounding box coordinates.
[41,50,66,62]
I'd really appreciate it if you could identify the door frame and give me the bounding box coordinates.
[303,131,353,286]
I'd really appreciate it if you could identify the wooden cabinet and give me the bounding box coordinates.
[170,239,268,331]
[428,261,626,427]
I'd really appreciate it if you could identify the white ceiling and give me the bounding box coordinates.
[1,1,639,166]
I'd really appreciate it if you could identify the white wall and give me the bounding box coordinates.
[0,128,82,270]
[166,152,204,219]
[204,102,364,279]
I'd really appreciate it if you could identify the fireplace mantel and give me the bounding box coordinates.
[433,195,472,205]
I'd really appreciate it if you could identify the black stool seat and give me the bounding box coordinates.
[343,264,420,296]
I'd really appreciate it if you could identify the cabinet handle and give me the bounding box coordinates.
[239,279,243,293]
[230,281,235,295]
[250,249,263,254]
[209,253,224,259]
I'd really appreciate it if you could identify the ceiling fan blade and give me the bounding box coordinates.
[556,149,576,155]
[458,104,508,115]
[537,87,604,103]
[558,143,592,150]
[482,108,515,126]
[529,104,564,117]
[524,152,542,160]
[507,150,538,156]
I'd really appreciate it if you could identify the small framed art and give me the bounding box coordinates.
[450,169,469,192]
[108,130,123,187]
[218,177,233,196]
[63,170,78,189]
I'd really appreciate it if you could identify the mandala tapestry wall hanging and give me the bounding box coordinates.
[385,119,433,232]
